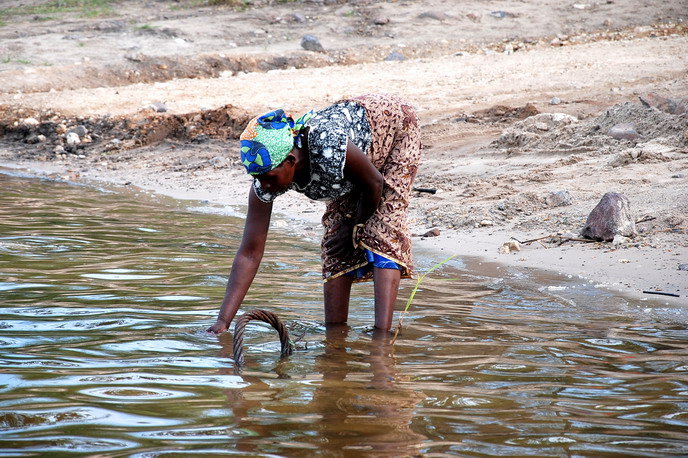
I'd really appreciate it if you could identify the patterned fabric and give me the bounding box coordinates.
[321,94,421,283]
[240,109,313,175]
[253,101,372,203]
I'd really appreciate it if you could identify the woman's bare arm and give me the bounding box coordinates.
[207,188,273,334]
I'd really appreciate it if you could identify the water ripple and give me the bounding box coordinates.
[80,386,193,402]
[0,406,180,432]
[0,436,137,453]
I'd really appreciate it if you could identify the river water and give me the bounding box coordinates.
[1,171,687,456]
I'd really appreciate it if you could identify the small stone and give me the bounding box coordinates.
[607,123,640,140]
[22,117,39,126]
[147,102,167,113]
[572,3,589,9]
[54,145,65,154]
[545,190,573,207]
[36,134,46,142]
[607,153,629,168]
[612,235,631,246]
[550,97,561,105]
[68,125,88,137]
[125,52,145,62]
[678,264,688,271]
[373,16,390,25]
[466,13,480,22]
[300,35,325,52]
[288,13,306,23]
[499,240,521,254]
[618,258,631,264]
[671,173,685,179]
[422,228,441,237]
[384,51,405,62]
[479,220,494,227]
[534,122,550,131]
[65,132,81,146]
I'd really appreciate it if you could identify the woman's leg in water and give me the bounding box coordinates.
[373,267,401,331]
[323,274,354,325]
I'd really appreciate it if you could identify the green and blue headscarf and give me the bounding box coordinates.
[240,109,313,175]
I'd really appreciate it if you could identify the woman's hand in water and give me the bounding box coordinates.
[207,319,228,335]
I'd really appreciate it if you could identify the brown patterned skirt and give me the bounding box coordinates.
[321,93,421,283]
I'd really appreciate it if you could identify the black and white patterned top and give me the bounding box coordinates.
[253,100,372,203]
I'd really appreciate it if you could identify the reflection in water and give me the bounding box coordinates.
[1,171,688,455]
[223,326,425,454]
[311,326,426,454]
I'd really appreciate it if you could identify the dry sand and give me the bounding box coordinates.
[1,0,686,308]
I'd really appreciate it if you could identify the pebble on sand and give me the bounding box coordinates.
[301,35,325,52]
[147,102,168,113]
[384,51,405,62]
[499,240,521,254]
[422,228,441,237]
[607,123,640,140]
[68,125,88,137]
[545,190,572,207]
[65,132,81,146]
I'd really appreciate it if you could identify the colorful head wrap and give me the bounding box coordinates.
[240,109,313,175]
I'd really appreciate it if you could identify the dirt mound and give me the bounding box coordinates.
[470,103,540,123]
[490,112,579,149]
[0,104,251,160]
[492,99,688,154]
[587,101,687,143]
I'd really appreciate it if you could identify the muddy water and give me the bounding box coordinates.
[1,171,687,456]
